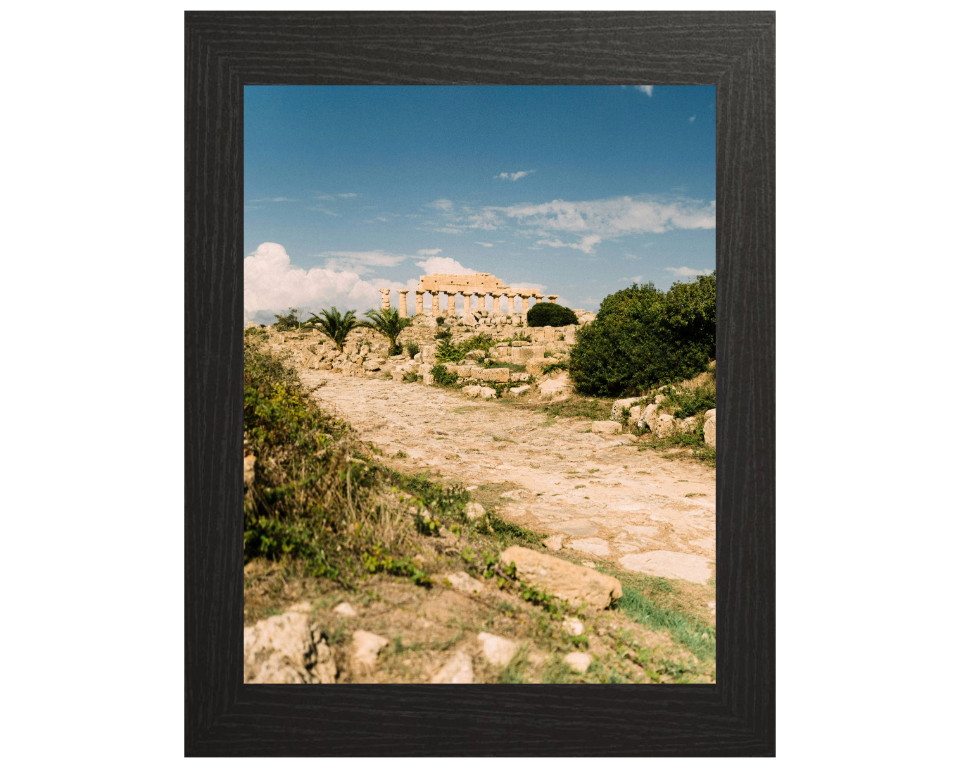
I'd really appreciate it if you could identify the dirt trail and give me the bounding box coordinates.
[301,370,716,585]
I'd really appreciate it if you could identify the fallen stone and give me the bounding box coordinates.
[478,367,510,383]
[563,651,593,674]
[642,403,659,430]
[500,546,622,610]
[362,359,382,371]
[567,537,611,557]
[562,616,584,636]
[542,534,564,551]
[333,602,358,617]
[243,454,256,486]
[418,363,432,376]
[351,630,389,672]
[430,651,474,684]
[478,386,497,399]
[509,385,531,395]
[627,405,645,428]
[243,611,337,684]
[539,373,572,401]
[463,385,482,397]
[509,372,530,382]
[444,571,485,594]
[464,501,486,519]
[618,551,713,584]
[611,398,641,419]
[655,414,676,438]
[464,349,485,361]
[477,632,519,667]
[704,412,716,449]
[591,421,622,435]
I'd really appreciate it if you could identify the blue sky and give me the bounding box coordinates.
[244,85,715,324]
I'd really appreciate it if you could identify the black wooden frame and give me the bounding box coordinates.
[185,11,775,757]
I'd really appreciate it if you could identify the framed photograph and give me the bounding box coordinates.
[186,11,774,756]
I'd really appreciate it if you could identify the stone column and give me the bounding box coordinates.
[478,292,487,312]
[398,290,409,318]
[457,291,466,315]
[379,288,391,312]
[521,292,530,313]
[447,291,456,315]
[467,292,476,313]
[415,290,424,315]
[491,292,503,314]
[506,292,516,314]
[432,291,441,316]
[547,294,559,303]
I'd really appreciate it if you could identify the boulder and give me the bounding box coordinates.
[465,349,485,361]
[243,454,256,486]
[627,405,645,428]
[563,651,593,674]
[362,359,382,371]
[526,358,556,375]
[430,651,474,684]
[543,534,564,551]
[479,367,510,383]
[562,616,585,636]
[461,314,477,327]
[704,412,717,449]
[511,345,545,363]
[463,385,482,398]
[611,398,641,420]
[243,609,338,684]
[351,630,389,672]
[642,403,659,431]
[500,546,622,610]
[510,372,530,382]
[444,571,485,594]
[418,363,433,377]
[509,385,531,395]
[333,602,358,617]
[539,372,573,401]
[478,386,497,400]
[464,501,486,519]
[422,372,434,386]
[655,414,676,438]
[477,632,519,667]
[591,421,623,435]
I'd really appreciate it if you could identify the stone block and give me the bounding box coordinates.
[591,421,623,434]
[422,372,434,386]
[478,387,497,399]
[704,413,716,449]
[479,367,510,383]
[477,633,519,667]
[244,609,337,684]
[510,372,530,382]
[418,363,433,376]
[501,546,622,610]
[509,385,531,395]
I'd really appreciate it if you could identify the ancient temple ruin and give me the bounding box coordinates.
[380,273,559,318]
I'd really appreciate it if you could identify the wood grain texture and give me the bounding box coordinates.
[185,11,775,757]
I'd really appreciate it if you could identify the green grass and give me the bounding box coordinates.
[611,574,716,661]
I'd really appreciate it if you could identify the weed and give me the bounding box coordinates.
[404,342,420,359]
[395,450,408,459]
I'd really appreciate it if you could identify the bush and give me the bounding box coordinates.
[526,302,578,328]
[568,274,716,397]
[405,342,420,359]
[273,307,304,331]
[430,362,459,386]
[435,333,496,364]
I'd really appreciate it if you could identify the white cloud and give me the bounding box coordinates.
[433,227,464,235]
[500,196,716,252]
[665,266,712,277]
[244,243,416,324]
[417,248,442,256]
[634,86,654,97]
[426,198,454,212]
[496,170,534,181]
[307,207,339,216]
[337,193,358,198]
[619,275,644,283]
[248,197,299,202]
[414,256,477,275]
[624,253,639,260]
[319,250,408,273]
[315,192,358,201]
[476,242,493,247]
[689,116,696,123]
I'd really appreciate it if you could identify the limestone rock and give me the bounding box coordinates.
[500,546,622,610]
[539,373,572,401]
[591,421,622,435]
[243,454,256,486]
[525,358,556,375]
[704,411,717,449]
[477,632,519,667]
[563,651,593,674]
[509,372,530,382]
[618,550,713,584]
[627,405,645,428]
[430,651,474,684]
[243,610,338,684]
[655,414,676,438]
[464,501,486,520]
[418,363,432,377]
[444,571,485,594]
[562,616,584,636]
[478,386,497,399]
[542,534,564,551]
[479,367,510,383]
[362,359,383,371]
[567,537,611,557]
[422,372,434,386]
[465,349,485,361]
[509,385,531,395]
[333,602,358,618]
[351,630,389,672]
[463,385,482,397]
[611,398,641,420]
[642,403,659,430]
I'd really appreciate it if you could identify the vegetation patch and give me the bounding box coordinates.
[526,302,579,327]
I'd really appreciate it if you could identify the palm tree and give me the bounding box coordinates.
[359,307,413,356]
[305,307,360,352]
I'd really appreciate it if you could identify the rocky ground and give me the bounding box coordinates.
[301,369,716,586]
[243,326,716,685]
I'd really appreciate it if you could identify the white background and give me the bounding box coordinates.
[2,1,954,765]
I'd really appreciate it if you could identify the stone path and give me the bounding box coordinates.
[301,371,716,585]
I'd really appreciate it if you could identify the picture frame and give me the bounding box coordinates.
[185,10,775,757]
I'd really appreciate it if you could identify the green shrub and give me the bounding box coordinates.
[405,342,420,359]
[430,362,459,386]
[569,274,715,397]
[526,302,578,327]
[435,333,495,364]
[273,307,304,331]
